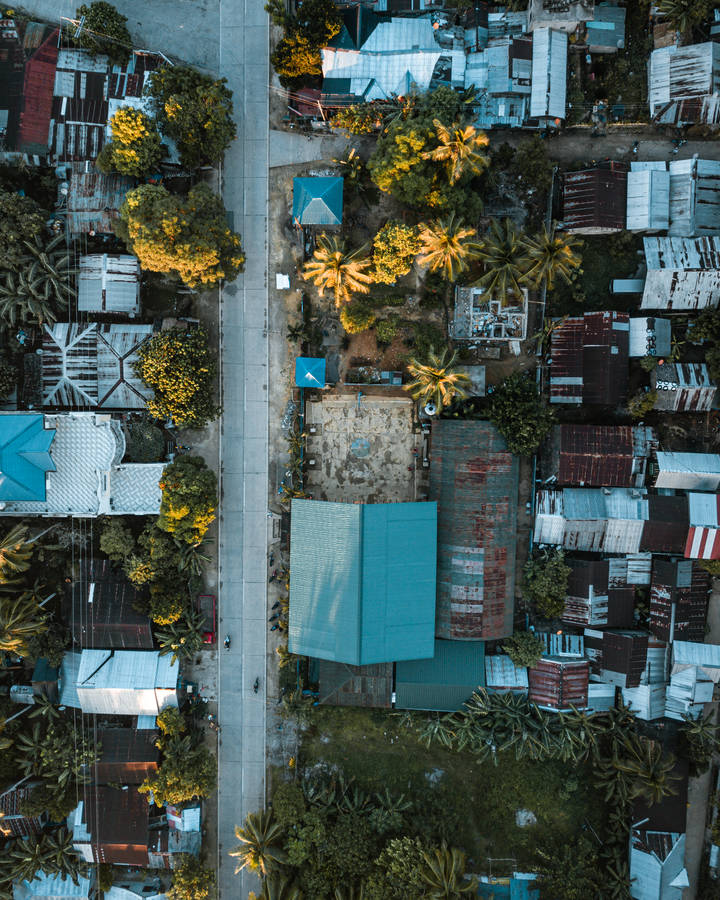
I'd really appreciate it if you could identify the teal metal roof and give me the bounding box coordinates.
[477,874,540,900]
[289,500,437,665]
[295,357,326,388]
[0,414,55,501]
[395,639,486,711]
[292,177,344,226]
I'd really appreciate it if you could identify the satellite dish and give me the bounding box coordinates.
[424,402,437,416]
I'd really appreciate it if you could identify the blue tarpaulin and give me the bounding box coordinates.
[295,357,326,388]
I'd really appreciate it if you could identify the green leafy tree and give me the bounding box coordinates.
[418,844,478,899]
[418,215,481,283]
[475,218,529,302]
[535,839,601,900]
[97,864,113,892]
[627,389,657,419]
[372,222,419,284]
[135,326,220,428]
[487,371,554,455]
[523,224,583,291]
[158,456,218,545]
[126,419,166,462]
[365,836,427,900]
[0,234,75,326]
[146,66,236,168]
[148,586,186,625]
[0,362,17,400]
[655,0,714,33]
[96,106,165,176]
[502,631,545,668]
[271,31,323,83]
[167,854,216,900]
[523,549,571,619]
[157,705,186,736]
[155,608,205,663]
[139,734,216,805]
[404,349,471,411]
[0,191,47,270]
[510,133,554,196]
[421,119,489,185]
[688,306,720,381]
[116,183,245,287]
[99,518,135,566]
[268,0,341,86]
[26,617,70,667]
[303,234,373,307]
[332,104,380,134]
[230,810,287,878]
[340,301,376,334]
[74,1,131,65]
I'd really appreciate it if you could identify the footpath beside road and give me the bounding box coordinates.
[217,0,269,897]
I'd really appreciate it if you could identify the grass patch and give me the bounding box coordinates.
[300,707,607,870]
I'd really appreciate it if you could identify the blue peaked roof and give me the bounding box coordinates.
[292,177,344,226]
[288,500,437,665]
[295,357,326,388]
[0,414,55,501]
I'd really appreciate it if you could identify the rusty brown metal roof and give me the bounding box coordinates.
[562,163,629,232]
[318,660,393,708]
[0,787,44,837]
[429,420,518,641]
[562,558,636,627]
[649,558,710,643]
[549,312,630,406]
[552,424,636,485]
[92,728,159,784]
[588,630,649,688]
[82,786,150,866]
[641,496,689,554]
[528,657,589,709]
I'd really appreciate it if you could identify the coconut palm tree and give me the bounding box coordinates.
[0,525,34,589]
[404,348,471,411]
[0,234,76,326]
[230,810,287,878]
[302,235,372,307]
[417,215,481,283]
[522,223,583,291]
[418,844,478,899]
[655,0,713,34]
[614,735,680,806]
[0,595,47,656]
[475,218,530,302]
[422,119,490,184]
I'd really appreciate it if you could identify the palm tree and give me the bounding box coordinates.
[0,595,47,655]
[614,735,680,806]
[0,524,34,589]
[522,223,583,291]
[333,148,371,203]
[176,538,213,577]
[418,844,478,899]
[40,827,80,880]
[422,119,490,184]
[655,0,713,34]
[302,235,373,307]
[155,609,206,663]
[475,218,530,302]
[404,348,471,411]
[417,214,481,282]
[333,886,367,900]
[7,834,53,884]
[230,810,287,878]
[417,713,456,750]
[0,234,76,326]
[256,874,303,900]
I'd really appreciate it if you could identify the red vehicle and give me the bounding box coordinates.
[197,594,216,644]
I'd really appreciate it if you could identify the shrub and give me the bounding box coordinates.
[0,191,47,270]
[167,856,216,900]
[0,361,16,399]
[375,316,400,345]
[99,518,135,566]
[488,372,554,456]
[640,354,658,372]
[340,301,377,334]
[523,549,571,619]
[627,389,656,419]
[502,631,545,668]
[97,864,114,893]
[272,782,307,829]
[126,420,165,462]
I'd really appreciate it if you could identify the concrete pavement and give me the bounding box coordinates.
[217,0,269,897]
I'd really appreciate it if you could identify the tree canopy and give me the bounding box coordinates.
[167,855,216,900]
[74,1,131,65]
[135,325,220,428]
[146,66,236,168]
[371,222,419,284]
[0,191,47,270]
[158,456,218,546]
[96,106,165,176]
[487,371,554,455]
[502,631,545,668]
[117,184,245,287]
[267,0,341,87]
[523,549,571,619]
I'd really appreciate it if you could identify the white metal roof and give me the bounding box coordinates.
[626,169,670,231]
[621,684,667,721]
[485,654,528,691]
[649,42,720,115]
[673,640,720,672]
[688,492,720,526]
[641,269,720,311]
[668,158,720,236]
[644,235,720,270]
[530,27,567,119]
[77,254,140,316]
[630,832,686,900]
[656,452,720,491]
[13,875,92,900]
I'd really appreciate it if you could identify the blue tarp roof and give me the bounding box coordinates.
[288,500,437,665]
[295,357,326,388]
[0,414,55,501]
[292,177,344,226]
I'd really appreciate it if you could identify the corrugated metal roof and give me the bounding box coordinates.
[630,831,685,900]
[650,42,720,121]
[673,639,720,672]
[650,559,709,643]
[655,452,720,491]
[485,654,528,691]
[395,639,485,711]
[550,423,648,486]
[563,558,636,628]
[584,629,648,687]
[562,164,628,234]
[586,2,625,53]
[67,169,135,236]
[92,727,159,784]
[78,254,140,315]
[668,158,720,236]
[318,661,393,708]
[629,317,672,358]
[528,657,589,710]
[653,362,716,412]
[530,27,567,120]
[13,874,92,900]
[18,29,58,152]
[622,684,667,721]
[74,786,151,866]
[288,500,437,664]
[292,177,343,226]
[429,420,518,641]
[644,235,720,269]
[626,169,670,231]
[0,787,44,837]
[549,312,629,406]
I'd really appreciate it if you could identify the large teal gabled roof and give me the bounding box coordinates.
[289,500,437,665]
[292,177,343,226]
[0,414,55,501]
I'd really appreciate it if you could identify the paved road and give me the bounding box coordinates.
[217,0,269,897]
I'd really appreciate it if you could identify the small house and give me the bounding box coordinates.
[649,559,710,644]
[545,423,656,487]
[549,312,629,406]
[530,28,568,122]
[641,236,720,312]
[66,168,135,235]
[92,728,160,784]
[630,832,688,900]
[430,421,519,641]
[77,254,141,316]
[485,654,529,693]
[586,3,625,54]
[584,629,649,688]
[528,656,589,710]
[562,558,636,628]
[394,640,485,712]
[288,499,437,665]
[626,162,670,232]
[652,363,716,412]
[292,177,343,227]
[561,162,628,234]
[654,452,720,491]
[649,41,720,126]
[13,874,93,900]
